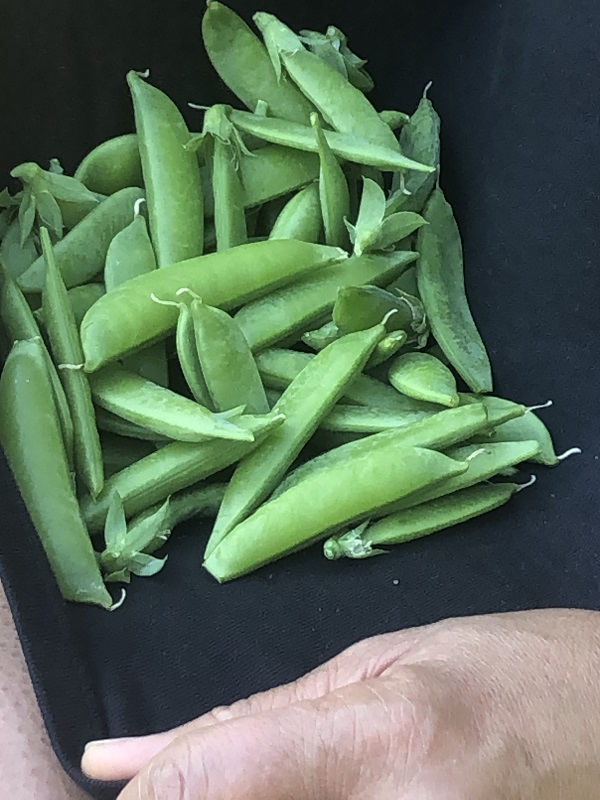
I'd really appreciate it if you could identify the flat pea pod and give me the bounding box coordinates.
[333,285,428,345]
[268,183,322,242]
[81,240,347,372]
[206,322,386,553]
[74,134,144,196]
[0,338,112,608]
[235,250,417,352]
[89,364,254,443]
[311,113,350,248]
[324,482,518,559]
[238,144,320,209]
[175,301,213,408]
[417,187,493,394]
[190,298,269,414]
[254,13,399,150]
[474,410,566,466]
[0,218,39,279]
[127,71,204,267]
[202,1,315,124]
[18,187,145,292]
[82,411,285,533]
[229,109,434,174]
[101,432,157,478]
[388,352,459,408]
[204,445,468,582]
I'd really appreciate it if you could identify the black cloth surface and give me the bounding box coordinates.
[1,1,599,797]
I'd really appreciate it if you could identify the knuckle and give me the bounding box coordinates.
[138,738,198,800]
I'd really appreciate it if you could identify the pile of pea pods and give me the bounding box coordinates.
[0,3,578,608]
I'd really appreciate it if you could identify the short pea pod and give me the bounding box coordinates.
[81,239,346,371]
[202,1,315,124]
[127,71,204,267]
[417,187,493,394]
[254,12,399,150]
[235,250,417,351]
[268,182,322,242]
[475,409,572,466]
[389,352,459,408]
[190,298,269,414]
[175,301,213,408]
[74,134,144,196]
[311,113,350,248]
[238,144,320,209]
[379,110,410,131]
[88,364,253,443]
[18,186,145,292]
[204,445,468,581]
[0,338,112,608]
[333,285,428,346]
[206,322,387,554]
[324,482,518,560]
[459,393,526,428]
[82,411,285,533]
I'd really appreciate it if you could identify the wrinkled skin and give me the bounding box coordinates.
[82,608,600,799]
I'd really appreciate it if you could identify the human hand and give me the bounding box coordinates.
[82,608,600,799]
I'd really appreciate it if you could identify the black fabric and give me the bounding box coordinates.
[1,1,599,797]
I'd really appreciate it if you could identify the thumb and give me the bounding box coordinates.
[116,677,410,800]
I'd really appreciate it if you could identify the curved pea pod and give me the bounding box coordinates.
[81,239,346,372]
[324,482,519,560]
[204,445,468,581]
[202,1,315,123]
[235,250,417,351]
[417,187,493,394]
[334,285,428,346]
[128,71,204,267]
[474,409,574,466]
[388,352,459,408]
[0,218,39,279]
[311,114,350,248]
[229,109,434,174]
[175,302,213,409]
[268,182,322,242]
[0,338,112,608]
[89,364,254,443]
[74,134,144,196]
[18,186,145,292]
[254,12,399,151]
[82,411,285,533]
[206,322,387,554]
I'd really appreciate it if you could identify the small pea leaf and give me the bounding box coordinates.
[371,212,427,251]
[104,492,128,553]
[35,190,64,240]
[126,497,172,555]
[18,188,36,246]
[0,187,21,209]
[128,552,168,577]
[105,568,132,584]
[352,178,386,256]
[48,158,64,175]
[41,170,99,204]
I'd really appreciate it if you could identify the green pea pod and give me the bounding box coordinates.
[386,265,419,297]
[175,302,214,409]
[324,482,518,559]
[254,12,399,151]
[36,283,106,330]
[268,183,322,242]
[128,71,204,267]
[0,218,39,279]
[190,298,269,414]
[417,187,493,394]
[333,284,428,345]
[475,409,567,466]
[202,1,315,124]
[89,364,255,443]
[372,211,428,251]
[95,407,170,442]
[204,445,468,582]
[235,250,417,351]
[81,240,347,372]
[206,322,387,553]
[74,134,144,196]
[459,393,526,428]
[299,25,374,93]
[82,411,285,533]
[18,187,145,292]
[364,329,407,369]
[388,352,459,408]
[379,110,410,131]
[101,433,157,478]
[0,338,112,608]
[238,144,320,209]
[311,113,350,248]
[302,319,340,351]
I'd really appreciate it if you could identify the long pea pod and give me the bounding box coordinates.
[388,352,459,408]
[234,250,417,351]
[18,187,145,292]
[324,482,519,560]
[206,322,387,554]
[311,113,350,248]
[417,187,493,394]
[81,239,347,372]
[74,134,144,196]
[0,338,112,608]
[40,228,104,497]
[268,183,322,242]
[204,446,468,582]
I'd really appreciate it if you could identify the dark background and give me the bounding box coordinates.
[1,1,599,798]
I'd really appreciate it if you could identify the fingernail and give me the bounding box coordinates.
[84,737,132,751]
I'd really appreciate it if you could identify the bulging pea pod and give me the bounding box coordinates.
[206,320,388,555]
[235,250,418,352]
[81,410,285,534]
[0,217,39,279]
[388,352,460,408]
[323,482,519,560]
[311,113,350,248]
[268,182,322,242]
[0,337,112,608]
[81,239,347,372]
[128,71,205,268]
[74,134,144,196]
[174,301,214,409]
[18,186,145,292]
[203,445,469,582]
